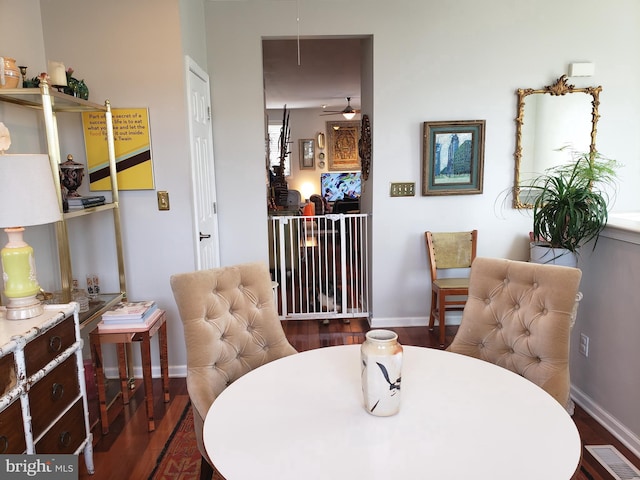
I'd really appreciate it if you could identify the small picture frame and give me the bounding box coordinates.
[422,120,485,196]
[299,138,315,170]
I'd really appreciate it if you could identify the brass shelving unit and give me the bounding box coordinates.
[0,80,127,332]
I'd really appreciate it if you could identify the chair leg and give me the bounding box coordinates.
[428,290,437,331]
[438,291,446,348]
[200,455,214,480]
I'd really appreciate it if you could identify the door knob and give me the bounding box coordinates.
[199,232,211,241]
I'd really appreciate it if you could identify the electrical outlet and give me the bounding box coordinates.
[579,333,589,357]
[390,182,415,197]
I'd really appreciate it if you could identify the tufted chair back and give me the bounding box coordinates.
[170,262,297,469]
[447,257,582,410]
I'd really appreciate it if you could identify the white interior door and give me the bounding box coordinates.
[186,56,220,270]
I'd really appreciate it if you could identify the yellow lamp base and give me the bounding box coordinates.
[2,226,45,320]
[5,295,43,320]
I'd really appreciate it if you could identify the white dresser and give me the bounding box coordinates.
[0,303,94,474]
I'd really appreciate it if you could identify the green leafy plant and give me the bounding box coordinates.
[64,68,89,100]
[527,150,619,253]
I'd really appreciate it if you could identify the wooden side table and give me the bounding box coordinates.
[89,309,169,434]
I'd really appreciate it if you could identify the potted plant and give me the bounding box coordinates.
[526,150,619,266]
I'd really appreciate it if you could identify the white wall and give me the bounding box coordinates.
[179,0,208,70]
[0,0,46,72]
[0,0,56,295]
[572,231,640,456]
[206,0,640,322]
[37,0,196,374]
[0,0,214,379]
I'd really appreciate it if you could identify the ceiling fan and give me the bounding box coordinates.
[321,97,360,119]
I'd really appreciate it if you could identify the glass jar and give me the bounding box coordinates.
[361,329,403,416]
[71,278,89,312]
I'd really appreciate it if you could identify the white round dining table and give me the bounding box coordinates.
[203,345,581,480]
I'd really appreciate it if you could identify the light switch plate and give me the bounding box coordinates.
[157,191,170,210]
[390,182,415,197]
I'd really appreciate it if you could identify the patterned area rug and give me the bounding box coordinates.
[148,402,201,480]
[148,402,225,480]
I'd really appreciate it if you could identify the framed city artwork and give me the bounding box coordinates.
[326,120,361,171]
[422,120,485,196]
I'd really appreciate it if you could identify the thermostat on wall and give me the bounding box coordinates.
[568,62,595,77]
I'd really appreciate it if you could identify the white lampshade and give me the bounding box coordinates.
[0,154,61,228]
[341,97,357,120]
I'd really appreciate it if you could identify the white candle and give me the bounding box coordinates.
[47,61,67,86]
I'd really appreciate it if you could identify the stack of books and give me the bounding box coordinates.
[98,300,160,331]
[67,195,106,210]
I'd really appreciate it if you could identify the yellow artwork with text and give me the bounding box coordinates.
[82,108,154,190]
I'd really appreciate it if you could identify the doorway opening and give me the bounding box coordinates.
[262,36,373,321]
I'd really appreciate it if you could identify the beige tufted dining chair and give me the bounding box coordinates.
[170,262,297,479]
[447,257,582,412]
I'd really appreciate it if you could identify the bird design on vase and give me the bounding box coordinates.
[368,361,401,413]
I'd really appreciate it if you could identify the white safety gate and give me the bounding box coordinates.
[268,214,369,321]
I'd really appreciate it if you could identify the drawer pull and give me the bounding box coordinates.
[59,431,72,447]
[49,335,63,353]
[51,382,65,400]
[0,435,8,454]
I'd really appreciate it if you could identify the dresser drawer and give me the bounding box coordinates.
[35,399,85,454]
[0,399,26,454]
[24,316,76,376]
[0,352,16,396]
[30,355,79,439]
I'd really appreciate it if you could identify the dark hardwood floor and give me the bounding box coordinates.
[79,319,640,479]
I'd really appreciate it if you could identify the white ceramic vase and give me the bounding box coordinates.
[529,242,578,268]
[361,329,403,416]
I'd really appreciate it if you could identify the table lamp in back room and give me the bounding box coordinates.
[0,152,62,320]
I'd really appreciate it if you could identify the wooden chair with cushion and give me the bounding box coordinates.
[170,262,297,479]
[447,257,582,412]
[425,230,478,347]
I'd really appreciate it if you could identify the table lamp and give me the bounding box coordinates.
[0,153,62,320]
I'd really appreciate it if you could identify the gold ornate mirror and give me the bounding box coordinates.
[513,75,602,208]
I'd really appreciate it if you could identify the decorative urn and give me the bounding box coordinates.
[59,154,85,197]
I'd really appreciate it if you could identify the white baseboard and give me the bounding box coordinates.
[571,384,640,459]
[102,365,187,379]
[369,316,428,328]
[369,312,463,329]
